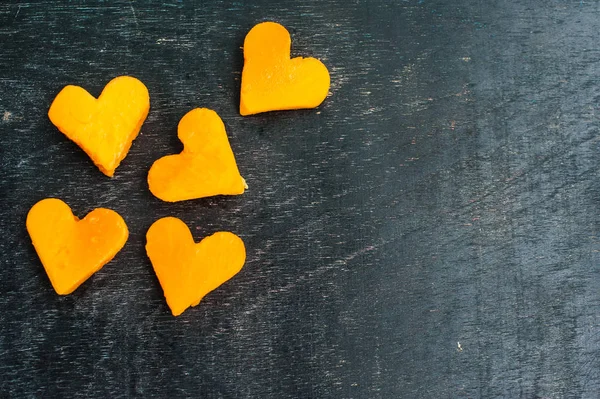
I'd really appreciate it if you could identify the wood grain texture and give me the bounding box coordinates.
[1,0,600,397]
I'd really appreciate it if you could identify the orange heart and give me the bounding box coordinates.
[240,21,330,116]
[147,108,246,202]
[48,76,150,177]
[145,217,246,316]
[26,198,128,295]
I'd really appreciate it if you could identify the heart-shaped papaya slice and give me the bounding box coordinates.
[240,21,330,116]
[147,108,246,202]
[26,198,129,295]
[48,76,150,177]
[145,217,246,316]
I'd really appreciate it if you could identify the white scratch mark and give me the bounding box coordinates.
[14,6,21,19]
[155,37,194,48]
[362,106,383,115]
[129,1,139,30]
[335,244,377,264]
[457,342,463,351]
[239,238,392,318]
[328,66,349,92]
[156,38,176,44]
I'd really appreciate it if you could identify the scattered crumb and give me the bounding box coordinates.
[461,57,471,62]
[457,342,463,351]
[3,111,11,121]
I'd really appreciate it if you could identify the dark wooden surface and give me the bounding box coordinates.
[2,0,600,397]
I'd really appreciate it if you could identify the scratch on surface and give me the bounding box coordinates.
[362,106,383,115]
[156,37,193,48]
[335,243,378,265]
[240,238,391,317]
[403,98,432,112]
[328,66,348,92]
[156,38,176,44]
[14,6,21,19]
[129,1,139,30]
[3,111,11,121]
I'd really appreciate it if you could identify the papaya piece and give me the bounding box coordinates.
[26,198,128,295]
[48,76,150,177]
[145,217,246,316]
[147,108,246,202]
[240,22,330,116]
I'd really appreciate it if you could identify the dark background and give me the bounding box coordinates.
[1,0,600,397]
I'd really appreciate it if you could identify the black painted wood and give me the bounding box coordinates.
[2,1,600,397]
